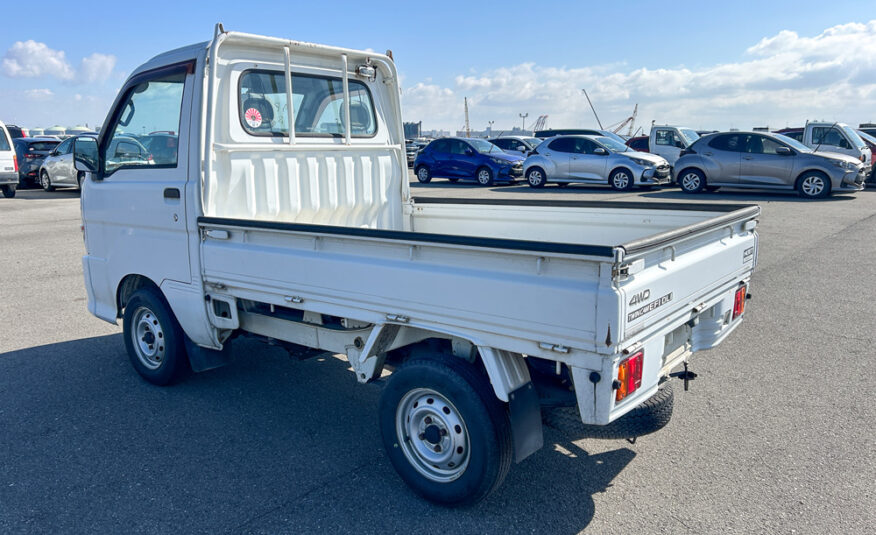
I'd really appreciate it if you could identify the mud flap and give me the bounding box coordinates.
[508,382,544,463]
[185,336,234,372]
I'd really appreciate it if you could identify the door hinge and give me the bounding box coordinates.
[385,313,409,323]
[613,258,644,279]
[538,342,570,354]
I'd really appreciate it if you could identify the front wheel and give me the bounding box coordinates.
[476,166,494,186]
[379,357,513,506]
[526,167,547,188]
[0,185,15,198]
[609,168,634,191]
[40,170,55,192]
[122,286,189,385]
[797,172,831,199]
[678,169,706,193]
[415,165,432,184]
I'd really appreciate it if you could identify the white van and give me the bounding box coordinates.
[0,121,18,198]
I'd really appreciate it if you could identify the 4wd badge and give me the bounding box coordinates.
[629,289,651,306]
[628,292,673,322]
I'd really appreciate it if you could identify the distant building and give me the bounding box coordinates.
[403,121,422,139]
[753,126,770,132]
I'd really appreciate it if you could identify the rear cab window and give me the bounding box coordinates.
[239,71,377,138]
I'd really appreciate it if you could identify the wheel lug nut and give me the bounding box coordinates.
[424,417,432,424]
[434,445,441,453]
[418,433,425,440]
[439,428,447,436]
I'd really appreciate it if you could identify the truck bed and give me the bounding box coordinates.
[198,198,759,361]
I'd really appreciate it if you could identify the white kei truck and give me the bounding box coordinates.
[73,26,760,505]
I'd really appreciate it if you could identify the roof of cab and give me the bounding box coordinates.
[132,41,209,78]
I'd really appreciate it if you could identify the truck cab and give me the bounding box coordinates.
[792,122,872,170]
[648,125,699,166]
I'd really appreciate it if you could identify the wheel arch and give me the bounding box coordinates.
[794,168,830,186]
[116,274,160,318]
[676,165,707,184]
[608,165,635,183]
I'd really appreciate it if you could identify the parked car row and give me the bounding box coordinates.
[413,127,868,198]
[0,126,171,196]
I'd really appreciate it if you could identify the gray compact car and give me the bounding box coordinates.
[674,132,866,198]
[523,135,671,190]
[40,134,151,191]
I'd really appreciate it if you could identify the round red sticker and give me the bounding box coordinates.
[245,107,262,128]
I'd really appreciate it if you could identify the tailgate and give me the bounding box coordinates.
[616,206,759,345]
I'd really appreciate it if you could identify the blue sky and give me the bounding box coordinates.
[1,0,874,132]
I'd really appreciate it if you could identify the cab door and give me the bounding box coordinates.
[652,128,684,164]
[82,62,193,318]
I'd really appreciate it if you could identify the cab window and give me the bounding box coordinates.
[655,130,678,146]
[812,127,849,149]
[239,71,376,137]
[103,71,185,174]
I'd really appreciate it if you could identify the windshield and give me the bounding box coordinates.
[773,134,812,153]
[523,137,542,148]
[468,138,499,153]
[857,130,876,145]
[593,136,630,153]
[840,125,866,149]
[679,128,700,145]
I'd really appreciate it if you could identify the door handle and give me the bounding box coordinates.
[163,188,180,199]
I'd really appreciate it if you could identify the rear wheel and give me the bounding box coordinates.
[379,357,513,506]
[40,170,55,192]
[415,165,432,184]
[526,167,547,188]
[796,171,830,199]
[476,166,494,186]
[678,169,706,194]
[122,286,189,385]
[0,185,15,198]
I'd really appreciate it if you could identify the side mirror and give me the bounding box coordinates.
[593,147,608,155]
[675,141,686,149]
[776,146,793,156]
[73,137,99,174]
[464,148,474,156]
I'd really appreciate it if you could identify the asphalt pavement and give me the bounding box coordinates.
[1,179,874,534]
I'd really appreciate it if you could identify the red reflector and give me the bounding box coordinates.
[12,155,18,172]
[615,350,644,402]
[733,285,746,319]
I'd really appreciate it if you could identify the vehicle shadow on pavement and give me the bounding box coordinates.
[639,189,857,203]
[0,334,636,534]
[8,188,80,200]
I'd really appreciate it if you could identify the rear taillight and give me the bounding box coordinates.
[733,285,746,319]
[25,153,39,159]
[12,155,18,172]
[615,350,644,402]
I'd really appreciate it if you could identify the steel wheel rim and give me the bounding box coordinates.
[681,173,700,190]
[802,176,824,196]
[131,306,166,370]
[528,170,542,185]
[395,388,470,483]
[417,167,429,181]
[613,172,630,189]
[478,169,491,184]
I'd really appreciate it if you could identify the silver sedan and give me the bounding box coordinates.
[523,135,671,190]
[674,131,865,199]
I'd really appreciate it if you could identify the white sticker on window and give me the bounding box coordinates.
[244,108,263,128]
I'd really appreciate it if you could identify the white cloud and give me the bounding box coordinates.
[23,88,54,100]
[1,41,116,84]
[2,40,74,80]
[402,20,876,131]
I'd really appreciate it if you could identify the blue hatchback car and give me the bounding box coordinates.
[413,137,524,186]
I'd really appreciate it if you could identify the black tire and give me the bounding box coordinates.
[40,170,55,192]
[796,171,831,199]
[476,166,494,186]
[448,178,459,183]
[543,383,674,440]
[609,167,635,191]
[122,286,189,386]
[415,165,431,184]
[678,168,706,194]
[379,357,513,506]
[526,167,547,188]
[1,185,16,198]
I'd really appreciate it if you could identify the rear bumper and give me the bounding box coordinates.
[0,171,17,185]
